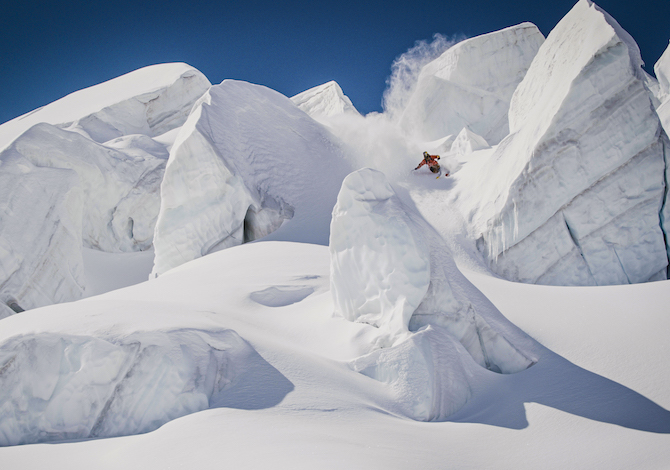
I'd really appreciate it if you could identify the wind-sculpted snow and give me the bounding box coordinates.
[399,23,544,145]
[654,45,670,138]
[0,157,84,318]
[331,169,535,420]
[0,328,257,446]
[0,123,167,252]
[290,81,360,120]
[152,80,354,277]
[457,0,669,285]
[0,63,211,149]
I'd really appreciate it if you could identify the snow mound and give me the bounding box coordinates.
[457,0,669,285]
[331,169,535,419]
[290,81,360,120]
[0,157,84,318]
[399,23,544,144]
[152,80,354,277]
[0,328,256,446]
[0,63,211,148]
[0,123,167,252]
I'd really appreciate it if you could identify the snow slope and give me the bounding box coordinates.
[0,241,668,468]
[398,22,544,144]
[151,79,354,277]
[456,0,669,286]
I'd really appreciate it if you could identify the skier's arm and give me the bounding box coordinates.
[414,160,426,170]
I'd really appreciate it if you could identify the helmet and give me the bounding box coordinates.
[423,151,429,157]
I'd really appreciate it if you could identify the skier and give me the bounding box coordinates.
[414,151,448,177]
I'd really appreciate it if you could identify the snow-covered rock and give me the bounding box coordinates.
[290,81,360,120]
[0,123,167,252]
[0,328,258,445]
[0,63,211,149]
[654,44,670,135]
[457,0,669,285]
[151,80,354,277]
[0,156,84,318]
[331,168,535,419]
[399,23,545,144]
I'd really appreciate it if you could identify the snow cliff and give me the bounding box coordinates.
[399,23,545,144]
[152,80,354,277]
[331,169,535,420]
[457,0,669,285]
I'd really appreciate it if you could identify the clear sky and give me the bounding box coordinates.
[1,0,668,124]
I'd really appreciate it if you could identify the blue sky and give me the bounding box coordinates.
[1,0,668,124]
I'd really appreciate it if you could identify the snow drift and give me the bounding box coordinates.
[331,169,535,420]
[151,80,354,277]
[398,23,545,144]
[457,0,669,285]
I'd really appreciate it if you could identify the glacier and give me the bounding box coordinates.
[331,169,535,420]
[151,80,354,277]
[398,22,545,145]
[455,0,670,285]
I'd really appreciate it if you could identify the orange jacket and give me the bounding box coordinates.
[415,154,440,170]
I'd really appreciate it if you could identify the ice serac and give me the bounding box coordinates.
[0,123,167,252]
[0,156,84,319]
[399,23,544,144]
[654,44,670,134]
[290,81,360,120]
[0,328,256,445]
[331,169,535,420]
[152,80,354,277]
[459,0,669,285]
[0,63,212,148]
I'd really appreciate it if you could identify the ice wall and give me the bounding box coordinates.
[0,328,255,445]
[152,80,354,277]
[0,156,84,319]
[331,169,535,420]
[458,0,669,285]
[1,123,166,252]
[399,23,544,144]
[290,81,360,120]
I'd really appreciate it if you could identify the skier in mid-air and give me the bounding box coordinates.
[414,151,448,177]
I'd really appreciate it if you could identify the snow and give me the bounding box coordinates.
[1,0,670,467]
[290,81,360,120]
[398,22,545,144]
[151,79,354,277]
[454,0,669,285]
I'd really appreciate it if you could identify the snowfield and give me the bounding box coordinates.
[1,0,670,467]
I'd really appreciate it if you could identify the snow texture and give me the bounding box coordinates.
[0,328,257,446]
[331,169,535,419]
[152,80,354,277]
[290,81,360,120]
[654,44,670,136]
[457,0,669,285]
[399,23,545,145]
[0,157,84,319]
[450,127,490,156]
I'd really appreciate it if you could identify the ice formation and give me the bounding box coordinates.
[290,81,360,120]
[0,157,84,319]
[457,0,669,285]
[398,23,545,144]
[449,127,490,156]
[0,123,167,252]
[0,328,257,446]
[654,44,670,135]
[152,80,354,277]
[331,168,535,420]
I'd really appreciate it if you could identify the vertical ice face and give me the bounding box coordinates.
[398,23,545,144]
[331,169,535,420]
[290,81,361,120]
[458,0,669,285]
[152,80,354,277]
[0,157,84,318]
